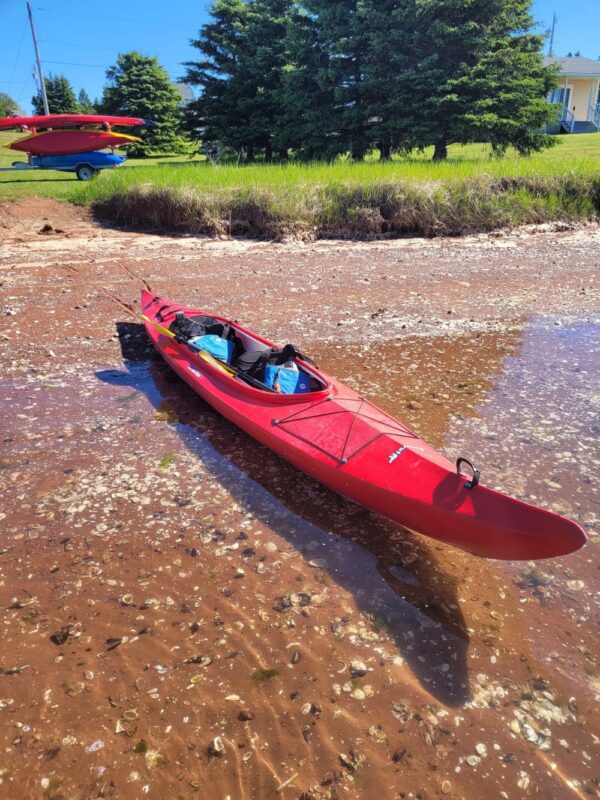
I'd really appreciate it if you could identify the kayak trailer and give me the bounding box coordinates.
[0,150,126,181]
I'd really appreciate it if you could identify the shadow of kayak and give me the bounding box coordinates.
[96,321,472,706]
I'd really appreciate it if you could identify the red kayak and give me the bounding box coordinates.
[142,291,587,561]
[9,129,140,155]
[0,114,151,130]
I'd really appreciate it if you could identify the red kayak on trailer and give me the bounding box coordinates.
[141,290,587,561]
[0,114,151,130]
[8,129,140,155]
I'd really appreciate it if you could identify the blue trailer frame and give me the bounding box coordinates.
[1,150,127,180]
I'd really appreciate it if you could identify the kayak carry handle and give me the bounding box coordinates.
[456,457,480,489]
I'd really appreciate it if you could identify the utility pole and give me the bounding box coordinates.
[27,1,49,114]
[547,12,557,58]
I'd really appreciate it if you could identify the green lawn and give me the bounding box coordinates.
[105,134,599,189]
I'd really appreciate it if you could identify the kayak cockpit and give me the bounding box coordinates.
[143,296,332,403]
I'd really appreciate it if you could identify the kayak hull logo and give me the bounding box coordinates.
[388,445,406,464]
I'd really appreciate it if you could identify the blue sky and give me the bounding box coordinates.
[1,0,599,114]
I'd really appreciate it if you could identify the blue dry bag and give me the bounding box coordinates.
[264,364,311,394]
[188,334,235,363]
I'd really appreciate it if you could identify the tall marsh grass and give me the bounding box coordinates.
[74,136,600,238]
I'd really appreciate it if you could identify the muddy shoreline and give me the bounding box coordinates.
[0,200,598,799]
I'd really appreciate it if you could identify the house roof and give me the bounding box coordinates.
[171,82,194,103]
[543,56,600,77]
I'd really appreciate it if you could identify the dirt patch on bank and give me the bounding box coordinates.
[0,200,598,800]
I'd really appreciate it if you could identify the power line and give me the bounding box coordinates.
[16,77,36,105]
[43,60,110,69]
[36,6,200,29]
[41,59,180,78]
[39,39,188,58]
[7,20,29,90]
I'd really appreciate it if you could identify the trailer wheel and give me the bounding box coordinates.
[75,164,96,181]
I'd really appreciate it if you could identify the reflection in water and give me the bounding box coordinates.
[98,322,473,705]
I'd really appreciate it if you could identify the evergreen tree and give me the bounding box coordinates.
[32,74,79,115]
[278,6,339,159]
[0,92,20,118]
[359,0,418,159]
[184,0,295,161]
[302,0,371,159]
[244,0,297,160]
[409,0,558,159]
[185,0,558,161]
[183,0,252,158]
[101,52,189,155]
[77,89,96,114]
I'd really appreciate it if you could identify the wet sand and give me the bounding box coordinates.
[0,200,598,799]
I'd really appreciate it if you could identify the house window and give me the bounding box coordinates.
[549,87,570,106]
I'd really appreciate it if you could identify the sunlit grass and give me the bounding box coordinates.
[76,135,600,200]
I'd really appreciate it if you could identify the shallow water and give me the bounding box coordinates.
[0,316,598,799]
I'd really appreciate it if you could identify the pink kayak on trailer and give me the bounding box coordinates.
[0,114,152,130]
[141,290,587,561]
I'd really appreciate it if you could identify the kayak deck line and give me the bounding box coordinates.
[141,289,587,561]
[272,395,420,466]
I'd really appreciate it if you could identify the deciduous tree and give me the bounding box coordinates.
[0,92,20,118]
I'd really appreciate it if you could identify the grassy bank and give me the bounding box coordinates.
[2,132,599,237]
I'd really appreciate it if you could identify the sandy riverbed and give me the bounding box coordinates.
[0,200,598,800]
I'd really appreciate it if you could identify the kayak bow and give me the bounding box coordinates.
[141,290,587,561]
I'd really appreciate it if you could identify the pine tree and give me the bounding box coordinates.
[185,0,558,162]
[409,0,558,159]
[244,0,296,160]
[302,0,371,159]
[359,0,418,159]
[77,89,96,114]
[278,6,339,160]
[184,0,295,161]
[101,52,189,156]
[32,74,79,115]
[183,0,253,159]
